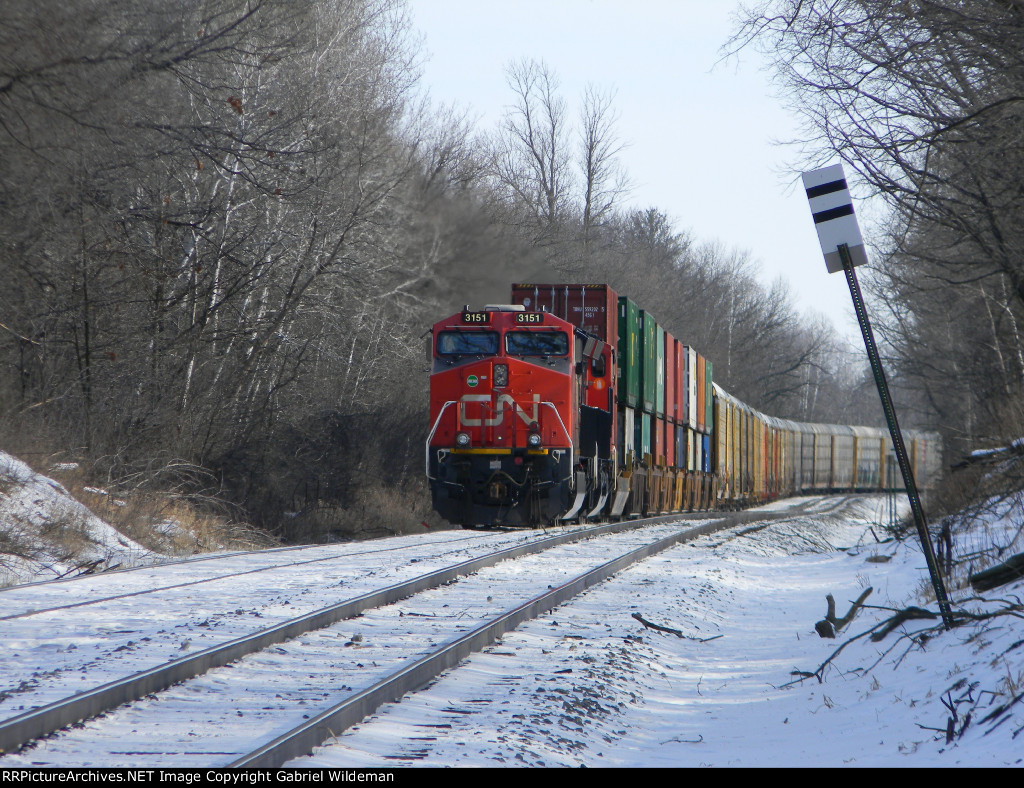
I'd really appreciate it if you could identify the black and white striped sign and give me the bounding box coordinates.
[802,164,868,273]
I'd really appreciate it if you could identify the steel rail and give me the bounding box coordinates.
[234,505,806,767]
[0,532,498,621]
[0,534,496,594]
[0,543,306,594]
[0,508,739,755]
[0,518,503,596]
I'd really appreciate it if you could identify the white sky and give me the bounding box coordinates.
[410,0,869,342]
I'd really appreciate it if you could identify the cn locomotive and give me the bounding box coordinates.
[426,283,940,527]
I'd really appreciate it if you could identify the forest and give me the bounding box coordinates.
[1,0,1018,542]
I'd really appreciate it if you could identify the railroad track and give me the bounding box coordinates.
[0,528,561,718]
[0,530,514,620]
[0,499,825,766]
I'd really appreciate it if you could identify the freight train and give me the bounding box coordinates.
[426,283,940,527]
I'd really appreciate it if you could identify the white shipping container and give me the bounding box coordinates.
[686,347,698,430]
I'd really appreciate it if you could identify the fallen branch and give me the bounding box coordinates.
[793,599,1021,687]
[870,606,938,642]
[979,690,1024,728]
[792,605,938,685]
[815,587,873,638]
[661,734,703,744]
[631,613,722,643]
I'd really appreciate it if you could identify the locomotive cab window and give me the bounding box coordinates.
[437,331,499,356]
[505,331,569,357]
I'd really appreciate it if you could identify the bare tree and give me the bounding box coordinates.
[734,0,1024,456]
[579,84,630,258]
[489,58,572,238]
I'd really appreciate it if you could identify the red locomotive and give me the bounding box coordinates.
[427,290,617,527]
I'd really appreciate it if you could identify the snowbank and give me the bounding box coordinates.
[0,451,157,587]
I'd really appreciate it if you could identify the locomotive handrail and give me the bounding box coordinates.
[425,400,458,480]
[536,400,574,482]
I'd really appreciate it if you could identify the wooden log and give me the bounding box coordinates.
[830,587,874,631]
[814,587,873,639]
[970,552,1024,592]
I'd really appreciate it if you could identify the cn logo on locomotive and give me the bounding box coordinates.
[459,393,540,427]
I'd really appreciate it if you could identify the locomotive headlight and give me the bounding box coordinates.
[493,363,508,388]
[527,432,542,448]
[455,432,471,448]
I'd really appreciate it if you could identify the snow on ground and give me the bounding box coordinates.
[0,527,594,723]
[293,496,1024,768]
[0,451,156,586]
[1,465,1021,767]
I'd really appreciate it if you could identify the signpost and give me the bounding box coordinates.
[802,164,954,630]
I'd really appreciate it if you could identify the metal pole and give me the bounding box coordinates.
[838,243,954,629]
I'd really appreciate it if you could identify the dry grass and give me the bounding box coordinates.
[81,488,273,556]
[284,481,451,543]
[0,523,34,561]
[39,509,96,560]
[4,443,449,575]
[98,491,274,552]
[41,459,275,557]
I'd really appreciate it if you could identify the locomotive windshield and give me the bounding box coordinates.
[505,331,569,357]
[437,331,499,356]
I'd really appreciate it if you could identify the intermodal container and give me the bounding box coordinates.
[697,353,706,433]
[705,360,714,435]
[640,310,658,414]
[634,411,652,461]
[619,405,636,465]
[656,329,666,419]
[672,339,685,426]
[617,297,640,408]
[511,284,618,344]
[664,332,676,425]
[685,347,697,430]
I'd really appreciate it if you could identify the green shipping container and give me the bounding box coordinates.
[633,411,652,461]
[617,297,640,408]
[640,310,658,414]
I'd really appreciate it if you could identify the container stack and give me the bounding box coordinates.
[617,298,715,510]
[510,283,716,512]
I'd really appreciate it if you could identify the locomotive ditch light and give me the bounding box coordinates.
[527,422,542,448]
[455,432,471,448]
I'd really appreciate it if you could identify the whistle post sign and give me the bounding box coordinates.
[802,164,869,273]
[800,162,955,630]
